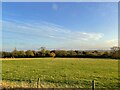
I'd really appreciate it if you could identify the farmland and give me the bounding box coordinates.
[2,58,118,88]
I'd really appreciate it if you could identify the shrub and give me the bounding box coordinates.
[49,52,56,58]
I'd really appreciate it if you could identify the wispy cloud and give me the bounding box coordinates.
[3,19,117,50]
[3,20,103,41]
[52,3,58,11]
[3,20,106,49]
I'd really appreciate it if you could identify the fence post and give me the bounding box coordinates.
[92,80,95,90]
[37,78,40,88]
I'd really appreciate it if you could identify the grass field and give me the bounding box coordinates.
[2,58,118,88]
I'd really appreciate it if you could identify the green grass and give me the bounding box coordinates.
[2,58,118,88]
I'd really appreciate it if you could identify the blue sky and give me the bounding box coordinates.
[2,2,118,51]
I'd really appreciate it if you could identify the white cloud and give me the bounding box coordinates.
[106,39,118,47]
[52,3,58,11]
[80,39,118,50]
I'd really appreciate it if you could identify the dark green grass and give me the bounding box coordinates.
[2,58,118,88]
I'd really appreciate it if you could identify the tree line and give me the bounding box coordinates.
[1,46,120,59]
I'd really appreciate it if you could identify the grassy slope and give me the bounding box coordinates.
[2,58,118,88]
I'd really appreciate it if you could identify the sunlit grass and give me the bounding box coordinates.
[2,58,118,88]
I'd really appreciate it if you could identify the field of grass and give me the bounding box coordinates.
[2,58,118,88]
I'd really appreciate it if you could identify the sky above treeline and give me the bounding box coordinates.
[2,2,118,51]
